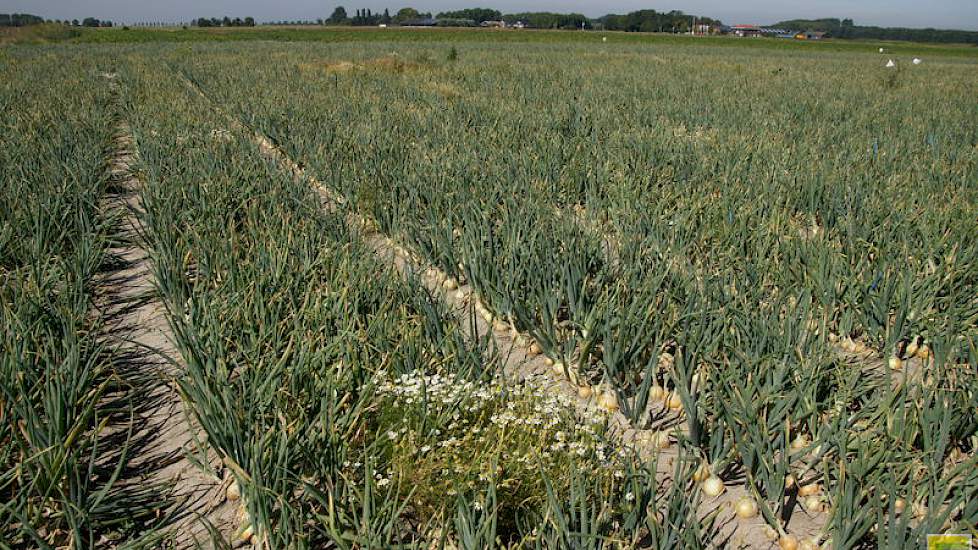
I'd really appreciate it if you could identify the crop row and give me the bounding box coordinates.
[0,48,169,547]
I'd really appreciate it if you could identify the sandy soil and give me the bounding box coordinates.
[95,73,238,548]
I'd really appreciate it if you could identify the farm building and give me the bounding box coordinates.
[730,24,763,37]
[795,31,827,40]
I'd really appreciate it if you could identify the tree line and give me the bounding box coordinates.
[772,18,978,45]
[325,6,591,28]
[1,14,113,27]
[193,17,256,27]
[599,10,722,33]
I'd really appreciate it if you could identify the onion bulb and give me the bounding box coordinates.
[798,538,819,550]
[702,476,725,497]
[227,480,241,501]
[905,339,919,358]
[442,278,457,291]
[528,342,542,356]
[779,534,799,550]
[544,356,554,367]
[239,523,254,542]
[692,462,711,483]
[597,391,619,412]
[578,385,593,399]
[797,483,821,497]
[916,344,930,360]
[481,311,493,323]
[785,474,796,490]
[802,495,823,514]
[888,356,903,370]
[666,392,683,411]
[552,361,565,376]
[734,496,758,519]
[893,497,906,514]
[649,384,666,402]
[493,319,508,333]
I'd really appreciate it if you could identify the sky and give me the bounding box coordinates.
[3,0,978,30]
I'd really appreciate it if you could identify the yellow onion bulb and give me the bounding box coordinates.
[785,474,796,490]
[802,495,823,514]
[905,340,919,358]
[779,534,799,550]
[667,392,683,411]
[893,498,906,514]
[597,391,619,412]
[649,384,666,402]
[798,483,821,497]
[734,496,759,519]
[692,462,711,483]
[702,476,725,497]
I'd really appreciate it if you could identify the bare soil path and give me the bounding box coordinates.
[96,73,238,549]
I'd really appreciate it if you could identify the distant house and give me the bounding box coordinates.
[480,20,506,28]
[692,23,713,35]
[511,20,527,29]
[401,17,437,27]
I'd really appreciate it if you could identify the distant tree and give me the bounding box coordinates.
[222,16,231,26]
[436,8,501,24]
[71,19,80,26]
[394,7,420,23]
[351,8,381,26]
[502,12,588,29]
[328,6,348,24]
[245,16,256,26]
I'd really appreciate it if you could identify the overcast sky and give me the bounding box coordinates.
[4,0,978,30]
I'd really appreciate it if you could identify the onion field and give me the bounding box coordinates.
[2,36,977,549]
